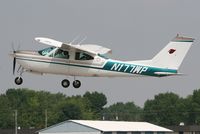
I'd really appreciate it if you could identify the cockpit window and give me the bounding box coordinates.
[38,47,55,56]
[75,52,94,60]
[38,47,69,59]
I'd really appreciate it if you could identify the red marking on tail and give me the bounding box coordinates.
[168,49,176,54]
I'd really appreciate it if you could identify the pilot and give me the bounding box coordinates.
[55,49,69,59]
[63,51,69,59]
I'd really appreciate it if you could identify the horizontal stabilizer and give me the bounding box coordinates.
[154,72,184,76]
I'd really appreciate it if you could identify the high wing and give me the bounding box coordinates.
[35,37,112,55]
[78,44,112,54]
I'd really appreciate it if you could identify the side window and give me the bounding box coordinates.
[75,52,94,60]
[54,49,69,59]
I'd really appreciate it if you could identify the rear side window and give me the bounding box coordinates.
[75,52,94,60]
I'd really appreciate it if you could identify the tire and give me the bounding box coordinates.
[61,79,70,88]
[15,77,23,85]
[73,80,81,88]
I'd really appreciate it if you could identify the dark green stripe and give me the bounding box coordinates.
[172,40,193,42]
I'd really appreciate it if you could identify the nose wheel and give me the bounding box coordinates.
[13,66,24,86]
[61,79,81,88]
[14,77,23,85]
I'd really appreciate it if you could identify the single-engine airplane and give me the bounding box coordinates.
[10,34,194,88]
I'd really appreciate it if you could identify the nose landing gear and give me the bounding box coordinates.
[15,77,23,85]
[13,66,24,86]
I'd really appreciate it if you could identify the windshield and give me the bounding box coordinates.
[38,47,69,59]
[38,47,55,56]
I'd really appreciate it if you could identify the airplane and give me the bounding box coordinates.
[10,34,194,88]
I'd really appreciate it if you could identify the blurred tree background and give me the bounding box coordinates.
[1,88,200,129]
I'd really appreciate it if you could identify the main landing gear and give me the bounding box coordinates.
[14,77,81,88]
[61,79,81,88]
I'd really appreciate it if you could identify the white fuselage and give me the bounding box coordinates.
[14,51,136,77]
[12,46,179,78]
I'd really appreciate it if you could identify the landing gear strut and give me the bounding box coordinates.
[61,79,81,88]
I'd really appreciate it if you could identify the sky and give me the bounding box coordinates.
[0,0,200,107]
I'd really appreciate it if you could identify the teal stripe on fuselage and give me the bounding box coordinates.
[103,60,177,77]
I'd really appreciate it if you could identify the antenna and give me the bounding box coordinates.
[77,36,87,46]
[14,110,18,134]
[17,41,21,51]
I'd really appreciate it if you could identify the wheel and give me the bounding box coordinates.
[73,80,81,88]
[15,77,23,85]
[61,79,70,88]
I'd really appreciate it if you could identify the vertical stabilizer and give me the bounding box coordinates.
[151,35,194,70]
